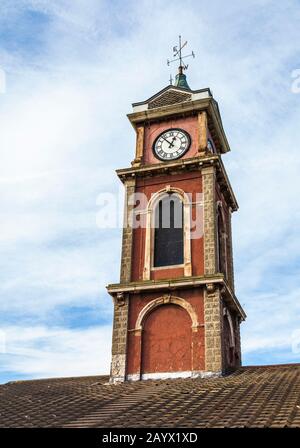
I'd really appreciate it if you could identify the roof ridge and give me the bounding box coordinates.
[3,374,108,386]
[3,363,300,386]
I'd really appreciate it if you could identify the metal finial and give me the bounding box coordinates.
[169,74,173,85]
[167,35,195,73]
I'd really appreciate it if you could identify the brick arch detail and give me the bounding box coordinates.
[148,186,190,211]
[135,295,199,332]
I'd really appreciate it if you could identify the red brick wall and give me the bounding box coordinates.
[131,171,204,282]
[143,115,199,165]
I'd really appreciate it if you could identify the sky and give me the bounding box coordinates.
[0,0,300,384]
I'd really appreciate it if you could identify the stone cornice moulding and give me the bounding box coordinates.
[116,156,238,212]
[106,275,246,320]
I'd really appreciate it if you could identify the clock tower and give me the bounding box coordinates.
[107,47,246,383]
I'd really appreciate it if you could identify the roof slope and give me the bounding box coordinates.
[1,364,300,428]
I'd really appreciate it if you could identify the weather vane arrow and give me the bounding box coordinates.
[167,35,195,70]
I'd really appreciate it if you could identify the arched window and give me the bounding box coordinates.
[223,309,236,369]
[217,205,227,276]
[153,194,183,267]
[217,211,223,273]
[143,187,191,280]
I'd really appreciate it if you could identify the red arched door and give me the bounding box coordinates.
[141,304,192,375]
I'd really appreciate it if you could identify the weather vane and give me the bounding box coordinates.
[167,35,195,76]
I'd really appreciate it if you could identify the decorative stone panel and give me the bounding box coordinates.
[110,354,127,383]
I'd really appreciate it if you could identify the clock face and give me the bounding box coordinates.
[153,128,191,161]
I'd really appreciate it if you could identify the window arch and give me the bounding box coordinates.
[135,295,199,331]
[143,187,192,280]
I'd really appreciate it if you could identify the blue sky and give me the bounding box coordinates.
[0,0,300,383]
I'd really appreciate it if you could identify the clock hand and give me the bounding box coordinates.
[168,136,177,148]
[163,136,177,149]
[161,135,175,147]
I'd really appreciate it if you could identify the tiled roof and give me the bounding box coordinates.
[1,364,300,428]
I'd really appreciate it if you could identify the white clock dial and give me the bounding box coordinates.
[153,128,191,161]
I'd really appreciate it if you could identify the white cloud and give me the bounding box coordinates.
[1,325,111,379]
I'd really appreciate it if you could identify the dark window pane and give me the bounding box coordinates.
[217,211,226,275]
[218,213,222,272]
[154,196,184,267]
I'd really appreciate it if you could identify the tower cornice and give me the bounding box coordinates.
[106,274,246,321]
[116,155,239,211]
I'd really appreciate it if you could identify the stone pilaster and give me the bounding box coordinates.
[110,293,129,382]
[131,126,144,167]
[202,166,217,275]
[110,178,136,383]
[197,111,208,154]
[204,284,223,373]
[120,178,136,282]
